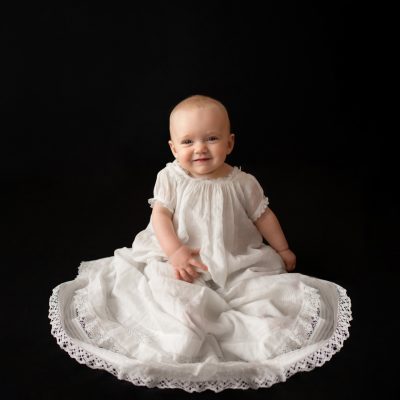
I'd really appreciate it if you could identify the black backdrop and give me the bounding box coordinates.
[2,2,396,399]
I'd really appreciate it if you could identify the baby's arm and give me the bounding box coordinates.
[151,202,208,283]
[255,208,296,271]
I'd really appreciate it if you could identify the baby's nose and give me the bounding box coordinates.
[194,140,207,152]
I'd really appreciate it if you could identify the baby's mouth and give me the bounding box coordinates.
[193,157,211,162]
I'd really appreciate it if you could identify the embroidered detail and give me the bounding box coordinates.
[126,324,154,344]
[74,288,126,354]
[277,285,321,355]
[170,160,240,183]
[73,285,210,364]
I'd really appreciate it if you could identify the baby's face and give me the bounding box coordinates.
[169,105,234,179]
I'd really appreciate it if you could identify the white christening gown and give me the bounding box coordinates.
[49,160,352,392]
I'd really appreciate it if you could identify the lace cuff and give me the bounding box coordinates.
[148,197,174,214]
[250,196,269,222]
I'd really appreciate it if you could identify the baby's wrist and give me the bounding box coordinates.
[168,244,187,259]
[276,247,290,254]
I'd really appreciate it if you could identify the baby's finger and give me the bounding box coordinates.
[190,258,208,271]
[180,269,193,283]
[174,269,182,280]
[285,261,296,272]
[185,267,199,279]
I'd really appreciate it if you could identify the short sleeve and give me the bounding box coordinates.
[242,173,269,222]
[148,168,176,213]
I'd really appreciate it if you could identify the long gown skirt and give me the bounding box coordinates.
[49,247,352,392]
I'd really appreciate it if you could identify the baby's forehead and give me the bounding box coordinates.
[174,101,221,114]
[171,102,227,124]
[169,97,231,135]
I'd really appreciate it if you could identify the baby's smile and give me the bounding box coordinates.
[193,157,211,162]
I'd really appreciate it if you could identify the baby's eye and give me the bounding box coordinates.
[181,139,193,145]
[207,136,219,142]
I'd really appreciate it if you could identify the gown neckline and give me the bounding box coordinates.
[169,159,240,182]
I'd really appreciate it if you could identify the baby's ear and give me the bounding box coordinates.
[169,140,177,157]
[227,133,235,154]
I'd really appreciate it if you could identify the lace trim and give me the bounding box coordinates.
[77,261,93,277]
[49,285,351,392]
[252,197,269,222]
[74,288,127,354]
[74,286,223,364]
[276,284,321,355]
[148,198,174,213]
[169,160,240,183]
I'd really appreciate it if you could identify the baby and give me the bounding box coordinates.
[49,94,351,392]
[152,95,296,283]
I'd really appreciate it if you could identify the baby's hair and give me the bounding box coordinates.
[170,94,231,132]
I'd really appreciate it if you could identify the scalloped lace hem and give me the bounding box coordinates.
[48,285,351,392]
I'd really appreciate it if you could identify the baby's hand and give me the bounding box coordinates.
[277,249,296,272]
[168,246,208,283]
